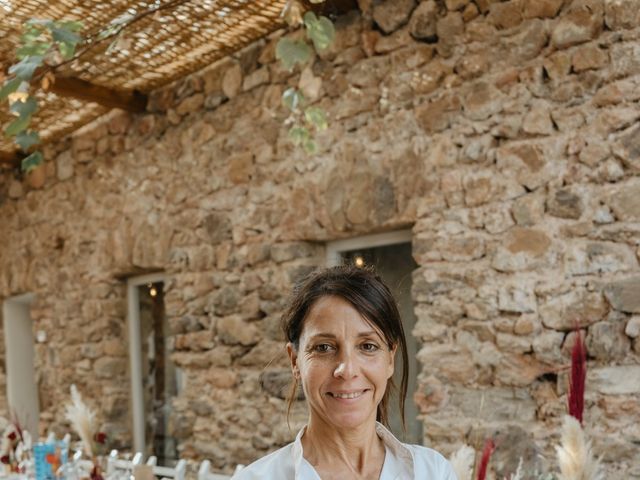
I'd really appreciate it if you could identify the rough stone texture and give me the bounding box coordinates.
[604,277,640,313]
[373,0,416,34]
[0,4,639,478]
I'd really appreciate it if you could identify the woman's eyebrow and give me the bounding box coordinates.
[307,331,380,340]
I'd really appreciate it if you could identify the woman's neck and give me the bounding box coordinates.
[301,416,385,477]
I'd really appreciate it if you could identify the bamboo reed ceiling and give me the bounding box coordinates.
[0,0,293,163]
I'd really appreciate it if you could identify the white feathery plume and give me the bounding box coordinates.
[64,384,96,457]
[505,458,524,480]
[449,444,475,480]
[556,415,603,480]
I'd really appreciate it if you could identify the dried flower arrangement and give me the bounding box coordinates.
[0,414,32,473]
[448,328,603,480]
[64,384,107,480]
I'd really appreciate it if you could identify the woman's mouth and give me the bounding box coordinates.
[328,390,367,399]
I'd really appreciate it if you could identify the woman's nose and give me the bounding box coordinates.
[334,351,357,378]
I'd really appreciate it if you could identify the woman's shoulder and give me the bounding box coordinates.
[404,444,457,478]
[231,442,296,480]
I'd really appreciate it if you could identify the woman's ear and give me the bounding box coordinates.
[387,343,397,379]
[287,342,300,379]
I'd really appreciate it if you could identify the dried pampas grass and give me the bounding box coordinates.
[556,415,603,480]
[64,384,96,457]
[449,444,475,480]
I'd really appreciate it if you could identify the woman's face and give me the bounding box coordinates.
[288,295,396,431]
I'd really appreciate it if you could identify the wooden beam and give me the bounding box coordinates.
[0,150,19,168]
[48,75,147,112]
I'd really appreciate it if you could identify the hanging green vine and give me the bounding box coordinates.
[276,2,335,154]
[0,19,83,173]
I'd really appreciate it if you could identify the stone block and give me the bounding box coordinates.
[448,386,537,422]
[612,125,640,173]
[572,44,608,72]
[512,192,545,227]
[373,0,416,34]
[436,12,465,44]
[586,321,630,360]
[495,353,549,386]
[522,105,555,136]
[492,227,554,272]
[222,63,242,99]
[415,94,461,133]
[417,344,477,383]
[626,316,640,338]
[572,239,639,273]
[462,81,505,121]
[522,0,563,18]
[56,150,74,181]
[242,66,269,91]
[409,0,438,40]
[488,1,523,29]
[605,0,640,29]
[589,365,640,394]
[175,93,204,116]
[611,42,640,78]
[608,179,640,221]
[216,315,259,346]
[539,290,609,330]
[551,7,602,49]
[532,329,565,364]
[498,283,537,313]
[604,276,640,313]
[546,189,584,220]
[94,357,127,379]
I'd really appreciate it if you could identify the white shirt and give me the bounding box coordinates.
[232,422,458,479]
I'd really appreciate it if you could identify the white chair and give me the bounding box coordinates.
[106,450,144,477]
[198,459,244,480]
[148,458,187,480]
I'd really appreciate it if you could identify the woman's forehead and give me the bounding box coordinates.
[301,295,385,339]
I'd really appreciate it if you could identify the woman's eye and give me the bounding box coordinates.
[314,343,333,353]
[361,343,379,352]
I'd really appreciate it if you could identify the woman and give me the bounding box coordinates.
[233,265,456,479]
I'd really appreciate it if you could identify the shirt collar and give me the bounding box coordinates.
[291,422,414,479]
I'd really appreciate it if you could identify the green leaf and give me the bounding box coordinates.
[304,12,335,51]
[304,106,328,131]
[58,41,77,59]
[275,37,313,71]
[21,151,43,173]
[59,20,83,32]
[289,125,310,146]
[303,138,318,154]
[21,27,45,46]
[0,78,22,101]
[282,87,305,111]
[16,42,51,59]
[50,25,82,46]
[15,131,40,151]
[10,97,38,118]
[5,115,31,137]
[9,55,44,81]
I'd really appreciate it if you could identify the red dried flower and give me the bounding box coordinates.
[477,438,495,480]
[45,453,58,465]
[1,455,10,464]
[7,432,16,441]
[94,432,107,444]
[568,327,587,424]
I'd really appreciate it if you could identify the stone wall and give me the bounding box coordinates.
[1,0,639,477]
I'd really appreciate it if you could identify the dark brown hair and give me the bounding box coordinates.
[281,264,409,429]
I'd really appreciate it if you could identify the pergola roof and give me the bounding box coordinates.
[0,0,296,167]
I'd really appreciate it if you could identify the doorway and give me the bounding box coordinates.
[326,231,421,444]
[2,293,39,437]
[127,274,179,463]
